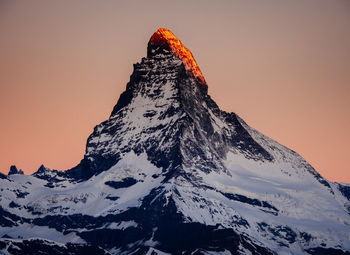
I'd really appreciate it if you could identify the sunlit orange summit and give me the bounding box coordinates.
[148,28,206,85]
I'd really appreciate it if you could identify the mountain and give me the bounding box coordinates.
[0,28,349,255]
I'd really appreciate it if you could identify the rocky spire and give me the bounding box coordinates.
[8,165,24,175]
[148,28,206,85]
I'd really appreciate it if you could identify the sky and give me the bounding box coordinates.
[0,0,349,182]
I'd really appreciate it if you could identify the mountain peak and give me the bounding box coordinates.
[8,165,23,175]
[148,28,206,85]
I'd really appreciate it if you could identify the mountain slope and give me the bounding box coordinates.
[0,28,349,255]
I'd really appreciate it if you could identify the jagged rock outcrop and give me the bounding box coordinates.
[8,165,24,175]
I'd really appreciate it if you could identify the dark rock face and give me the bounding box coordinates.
[0,239,108,255]
[338,183,350,201]
[306,247,350,255]
[8,165,24,175]
[0,206,23,227]
[104,178,138,189]
[0,172,6,179]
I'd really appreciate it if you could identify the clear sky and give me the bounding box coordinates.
[0,0,349,182]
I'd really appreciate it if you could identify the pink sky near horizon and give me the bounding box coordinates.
[0,0,349,182]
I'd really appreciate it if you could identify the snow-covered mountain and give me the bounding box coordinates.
[1,28,349,255]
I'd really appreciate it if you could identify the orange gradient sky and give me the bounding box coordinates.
[0,1,349,182]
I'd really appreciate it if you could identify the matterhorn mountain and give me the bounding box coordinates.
[1,28,349,255]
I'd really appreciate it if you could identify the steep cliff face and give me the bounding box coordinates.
[0,28,349,255]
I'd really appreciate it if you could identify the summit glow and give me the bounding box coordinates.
[149,28,206,85]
